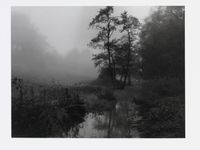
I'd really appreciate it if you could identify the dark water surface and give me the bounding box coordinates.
[64,101,141,138]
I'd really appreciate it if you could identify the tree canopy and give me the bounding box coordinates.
[140,6,185,79]
[89,6,185,88]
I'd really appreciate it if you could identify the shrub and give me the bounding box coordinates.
[97,88,115,101]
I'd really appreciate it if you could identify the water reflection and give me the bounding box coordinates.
[66,101,140,138]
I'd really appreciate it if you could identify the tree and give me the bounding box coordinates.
[140,6,185,80]
[88,6,118,82]
[116,11,141,88]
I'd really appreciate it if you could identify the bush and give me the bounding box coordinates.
[134,78,185,138]
[152,78,184,97]
[137,96,185,138]
[97,88,115,101]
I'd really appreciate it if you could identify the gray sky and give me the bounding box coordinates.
[12,6,152,55]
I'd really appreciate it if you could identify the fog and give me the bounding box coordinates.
[11,6,152,84]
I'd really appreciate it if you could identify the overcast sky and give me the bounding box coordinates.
[12,6,152,55]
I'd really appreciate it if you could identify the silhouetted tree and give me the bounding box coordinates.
[116,11,141,88]
[88,6,118,82]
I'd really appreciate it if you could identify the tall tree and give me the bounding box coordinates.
[116,11,141,88]
[140,6,185,80]
[89,6,118,82]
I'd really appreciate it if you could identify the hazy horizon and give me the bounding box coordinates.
[11,6,154,84]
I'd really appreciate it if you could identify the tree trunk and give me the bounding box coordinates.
[127,71,132,86]
[112,57,116,81]
[119,73,123,83]
[119,66,125,87]
[107,21,113,82]
[122,66,128,89]
[122,32,132,89]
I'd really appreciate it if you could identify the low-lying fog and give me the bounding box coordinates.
[11,10,98,84]
[11,7,151,85]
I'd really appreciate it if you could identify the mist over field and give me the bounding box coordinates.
[11,11,98,84]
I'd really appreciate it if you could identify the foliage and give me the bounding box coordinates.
[89,7,141,88]
[89,6,118,81]
[134,78,185,138]
[12,77,86,137]
[114,11,141,88]
[136,96,185,138]
[140,6,185,79]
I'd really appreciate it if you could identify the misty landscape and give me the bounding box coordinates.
[11,6,185,138]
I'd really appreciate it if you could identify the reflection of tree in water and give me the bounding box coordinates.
[93,113,109,131]
[66,124,82,137]
[91,100,139,138]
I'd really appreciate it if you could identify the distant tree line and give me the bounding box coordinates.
[89,6,185,88]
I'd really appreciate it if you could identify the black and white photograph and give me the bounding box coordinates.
[3,0,200,149]
[11,6,185,138]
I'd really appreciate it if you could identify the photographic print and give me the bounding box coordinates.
[11,6,185,138]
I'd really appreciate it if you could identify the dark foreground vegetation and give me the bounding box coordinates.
[12,77,119,137]
[12,77,87,137]
[12,77,184,137]
[11,6,185,138]
[134,78,185,137]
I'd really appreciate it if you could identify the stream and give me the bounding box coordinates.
[64,101,141,138]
